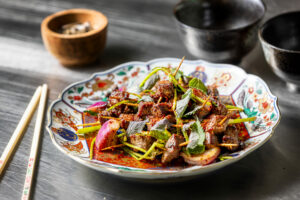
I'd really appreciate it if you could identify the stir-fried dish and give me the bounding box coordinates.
[77,59,255,166]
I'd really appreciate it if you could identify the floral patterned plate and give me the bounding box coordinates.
[47,58,280,181]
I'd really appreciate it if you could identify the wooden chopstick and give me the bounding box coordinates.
[22,84,48,200]
[0,86,42,176]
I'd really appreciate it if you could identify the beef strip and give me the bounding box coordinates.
[108,90,129,106]
[204,114,229,134]
[196,103,212,118]
[165,114,176,124]
[222,125,240,151]
[123,105,135,114]
[151,103,172,118]
[119,114,137,129]
[198,86,228,116]
[207,85,219,99]
[192,88,207,99]
[129,135,154,150]
[212,101,228,115]
[151,80,174,101]
[205,132,219,149]
[107,90,130,117]
[219,95,233,105]
[136,102,154,119]
[98,110,112,125]
[191,88,213,118]
[146,115,175,130]
[161,134,185,163]
[147,116,161,130]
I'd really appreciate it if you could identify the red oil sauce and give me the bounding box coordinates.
[83,112,169,169]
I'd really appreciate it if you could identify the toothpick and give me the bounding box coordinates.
[218,116,228,126]
[179,141,190,147]
[173,56,185,77]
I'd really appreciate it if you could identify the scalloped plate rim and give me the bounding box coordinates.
[46,57,281,180]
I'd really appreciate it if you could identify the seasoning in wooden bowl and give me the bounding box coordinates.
[41,9,108,67]
[60,22,92,35]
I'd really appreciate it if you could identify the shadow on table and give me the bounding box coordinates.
[64,43,141,74]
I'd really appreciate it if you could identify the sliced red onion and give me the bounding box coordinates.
[87,101,107,112]
[95,119,120,150]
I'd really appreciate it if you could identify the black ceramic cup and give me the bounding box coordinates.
[174,0,265,64]
[259,11,300,92]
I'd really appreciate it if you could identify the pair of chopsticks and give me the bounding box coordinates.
[0,84,48,200]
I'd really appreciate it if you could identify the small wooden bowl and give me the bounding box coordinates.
[41,9,108,67]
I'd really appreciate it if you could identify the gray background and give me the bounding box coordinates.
[0,0,300,199]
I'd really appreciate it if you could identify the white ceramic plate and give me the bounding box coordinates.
[47,58,280,181]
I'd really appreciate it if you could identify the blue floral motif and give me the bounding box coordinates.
[190,71,207,83]
[56,128,78,141]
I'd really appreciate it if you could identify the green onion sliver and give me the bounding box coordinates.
[182,128,189,142]
[121,141,147,153]
[128,92,142,99]
[140,67,210,105]
[156,143,165,149]
[89,137,96,160]
[219,156,233,161]
[106,100,133,111]
[172,88,177,111]
[142,90,155,94]
[122,147,142,160]
[139,68,163,88]
[138,142,157,160]
[76,125,101,135]
[228,117,256,124]
[117,133,126,138]
[226,105,244,111]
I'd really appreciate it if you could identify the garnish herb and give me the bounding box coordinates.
[175,88,192,118]
[148,119,172,141]
[126,120,148,136]
[184,105,201,117]
[181,121,195,142]
[189,77,207,94]
[171,68,185,80]
[140,67,209,105]
[149,129,171,141]
[151,118,172,131]
[187,118,205,155]
[141,73,160,90]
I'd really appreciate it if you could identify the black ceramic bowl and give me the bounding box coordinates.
[259,11,300,91]
[174,0,265,63]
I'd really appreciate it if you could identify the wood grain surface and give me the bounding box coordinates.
[1,0,300,199]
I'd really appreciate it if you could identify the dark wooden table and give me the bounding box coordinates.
[1,0,300,199]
